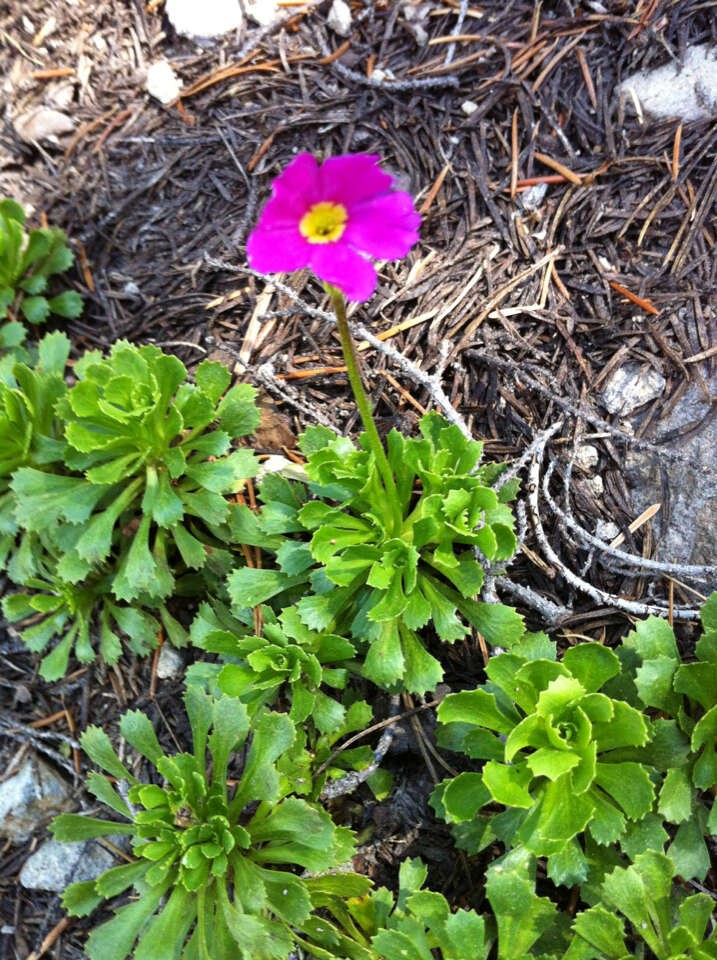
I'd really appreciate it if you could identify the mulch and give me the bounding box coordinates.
[0,0,716,956]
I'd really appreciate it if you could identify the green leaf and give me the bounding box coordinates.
[658,766,692,823]
[20,295,50,324]
[51,814,136,841]
[84,881,170,960]
[668,817,710,881]
[593,762,655,820]
[571,905,627,959]
[217,383,260,438]
[80,725,136,781]
[38,330,71,374]
[362,620,404,687]
[482,760,533,808]
[61,880,104,917]
[195,359,232,403]
[485,848,558,959]
[47,290,83,318]
[620,814,668,860]
[185,449,258,493]
[441,772,491,823]
[228,567,307,608]
[562,642,620,692]
[120,711,164,765]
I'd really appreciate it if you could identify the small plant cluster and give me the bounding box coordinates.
[4,170,715,960]
[0,199,82,372]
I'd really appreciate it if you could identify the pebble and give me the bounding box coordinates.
[596,520,620,543]
[327,0,352,37]
[600,364,666,417]
[618,44,717,122]
[165,0,242,38]
[461,100,478,116]
[0,756,72,843]
[156,644,185,680]
[573,444,599,471]
[19,838,120,891]
[146,60,182,105]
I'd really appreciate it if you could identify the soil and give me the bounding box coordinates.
[0,0,715,956]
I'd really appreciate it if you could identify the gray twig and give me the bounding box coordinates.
[444,0,469,66]
[320,695,400,800]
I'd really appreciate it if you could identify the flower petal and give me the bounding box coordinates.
[247,224,312,273]
[343,191,421,259]
[319,154,394,207]
[264,153,322,224]
[310,242,377,301]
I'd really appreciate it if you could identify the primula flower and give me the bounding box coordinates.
[247,153,421,301]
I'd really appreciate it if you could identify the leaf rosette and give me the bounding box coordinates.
[229,412,524,694]
[433,641,658,886]
[12,344,260,604]
[51,689,360,960]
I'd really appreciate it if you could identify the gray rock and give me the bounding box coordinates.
[624,379,717,572]
[19,838,120,891]
[618,44,717,123]
[0,756,72,842]
[574,444,599,471]
[327,0,352,37]
[156,644,185,680]
[601,364,666,416]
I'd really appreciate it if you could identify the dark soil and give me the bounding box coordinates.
[1,0,715,956]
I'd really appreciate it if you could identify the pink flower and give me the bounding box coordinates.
[246,153,421,301]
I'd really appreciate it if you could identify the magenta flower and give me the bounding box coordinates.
[246,153,421,301]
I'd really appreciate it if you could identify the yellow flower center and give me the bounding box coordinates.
[299,201,348,244]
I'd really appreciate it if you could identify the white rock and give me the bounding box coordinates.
[596,520,620,542]
[156,644,185,680]
[601,364,666,417]
[19,838,119,891]
[256,455,309,485]
[165,0,242,38]
[14,107,74,144]
[327,0,352,37]
[618,44,717,122]
[244,0,282,26]
[461,100,478,116]
[146,60,182,105]
[0,757,71,842]
[573,444,599,471]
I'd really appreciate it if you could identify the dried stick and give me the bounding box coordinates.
[204,257,471,433]
[320,695,401,800]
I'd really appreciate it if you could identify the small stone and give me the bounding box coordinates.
[601,364,666,417]
[327,0,352,37]
[19,838,120,891]
[14,107,74,144]
[521,182,548,211]
[573,445,599,471]
[0,756,72,842]
[244,0,281,26]
[618,44,717,123]
[146,60,182,105]
[256,455,309,485]
[165,0,242,38]
[461,100,478,116]
[596,520,620,543]
[156,645,185,680]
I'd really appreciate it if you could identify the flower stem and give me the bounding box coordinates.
[326,284,402,532]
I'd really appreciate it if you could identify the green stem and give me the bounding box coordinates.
[197,884,210,960]
[326,283,402,534]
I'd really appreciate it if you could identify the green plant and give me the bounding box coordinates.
[565,851,717,959]
[608,595,717,880]
[0,331,70,574]
[431,640,661,887]
[3,341,260,675]
[229,413,524,694]
[51,689,361,960]
[0,198,82,326]
[189,601,357,726]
